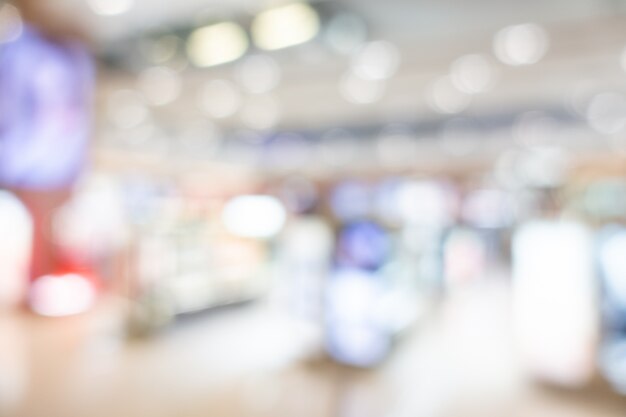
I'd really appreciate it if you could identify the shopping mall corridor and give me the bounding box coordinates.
[1,282,625,417]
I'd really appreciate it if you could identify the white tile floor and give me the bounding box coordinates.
[1,282,625,417]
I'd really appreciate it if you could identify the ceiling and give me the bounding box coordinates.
[68,0,626,43]
[78,0,626,161]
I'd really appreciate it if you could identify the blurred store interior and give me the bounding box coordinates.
[2,0,626,416]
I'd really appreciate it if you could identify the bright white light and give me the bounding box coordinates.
[235,55,282,94]
[493,23,549,66]
[0,4,23,44]
[351,40,400,81]
[187,22,249,67]
[339,72,386,104]
[252,3,320,51]
[138,67,182,106]
[586,92,626,134]
[222,196,287,239]
[450,54,496,94]
[87,0,134,16]
[428,76,471,114]
[30,274,96,317]
[512,221,597,386]
[198,80,242,119]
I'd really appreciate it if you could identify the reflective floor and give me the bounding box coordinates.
[2,282,625,417]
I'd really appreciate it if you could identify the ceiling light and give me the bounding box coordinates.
[252,3,320,51]
[428,76,471,114]
[187,22,249,67]
[351,41,400,81]
[87,0,134,16]
[493,23,549,66]
[450,54,496,94]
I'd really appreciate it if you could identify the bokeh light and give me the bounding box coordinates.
[586,92,626,135]
[222,195,287,239]
[29,274,97,317]
[252,3,320,51]
[450,54,497,94]
[351,40,401,81]
[493,23,549,66]
[87,0,135,16]
[5,1,626,415]
[428,76,472,114]
[187,22,249,67]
